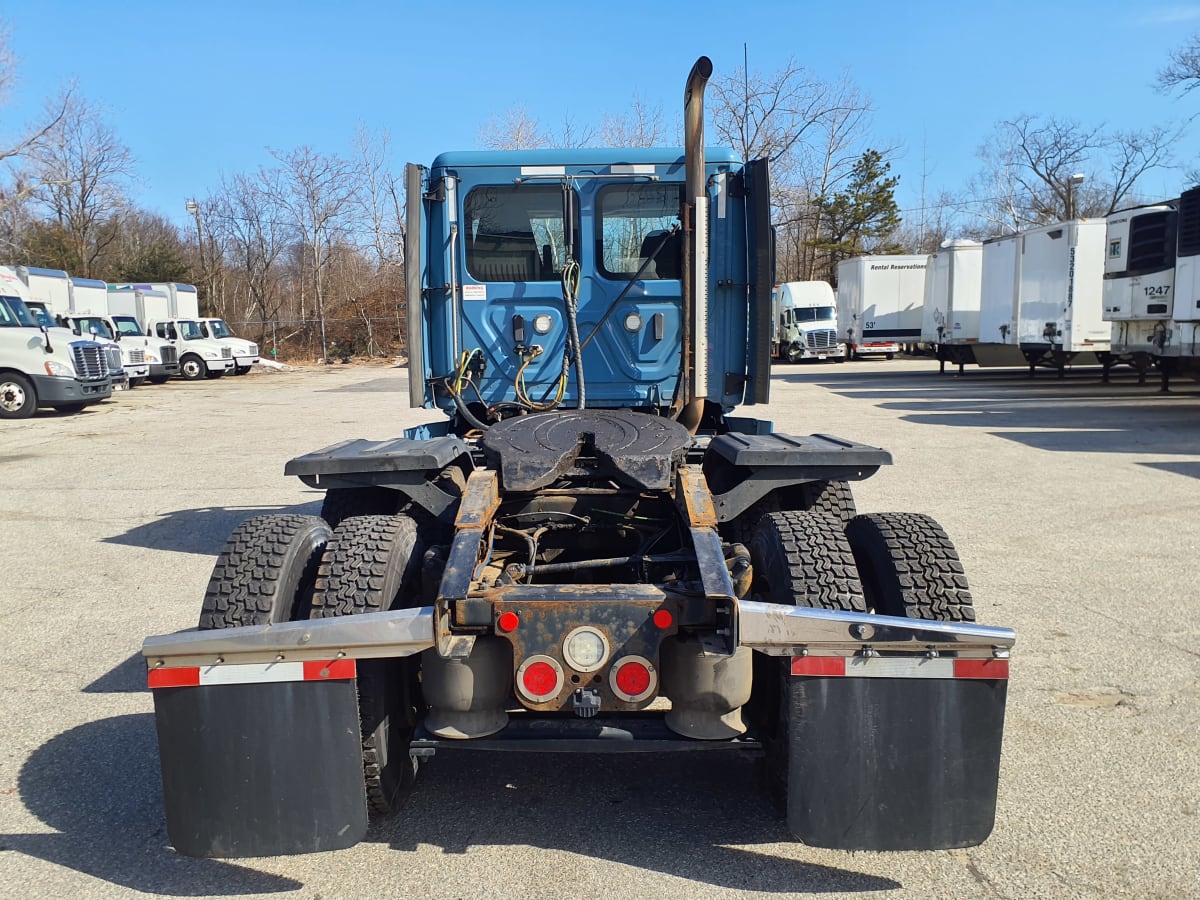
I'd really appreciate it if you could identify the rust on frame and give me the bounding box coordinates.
[675,465,718,528]
[455,470,500,530]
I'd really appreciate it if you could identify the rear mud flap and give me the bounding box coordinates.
[152,679,367,858]
[787,673,1007,851]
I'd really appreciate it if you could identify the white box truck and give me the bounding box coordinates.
[836,255,927,358]
[106,286,184,383]
[921,240,984,373]
[771,281,845,362]
[17,265,72,313]
[976,220,1109,374]
[135,282,259,375]
[66,278,151,386]
[87,284,181,383]
[0,266,112,417]
[109,285,234,381]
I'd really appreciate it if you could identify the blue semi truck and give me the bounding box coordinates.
[142,57,1014,859]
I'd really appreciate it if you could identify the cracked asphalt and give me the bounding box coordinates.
[1,358,1197,899]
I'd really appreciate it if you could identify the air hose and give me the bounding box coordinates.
[561,257,585,409]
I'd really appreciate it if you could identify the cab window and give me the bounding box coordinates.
[597,183,683,280]
[464,185,578,282]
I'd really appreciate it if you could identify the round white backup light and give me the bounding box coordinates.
[533,313,553,334]
[563,626,610,673]
[623,312,643,332]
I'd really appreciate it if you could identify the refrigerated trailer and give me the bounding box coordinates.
[920,240,983,373]
[836,255,927,358]
[1102,191,1200,388]
[975,220,1111,374]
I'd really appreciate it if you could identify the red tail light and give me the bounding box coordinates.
[516,655,563,702]
[610,655,656,702]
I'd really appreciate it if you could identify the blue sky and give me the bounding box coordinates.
[3,0,1200,234]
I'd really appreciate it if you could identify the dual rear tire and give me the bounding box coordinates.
[199,511,425,818]
[747,509,975,839]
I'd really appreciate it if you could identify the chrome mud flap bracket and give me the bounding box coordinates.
[142,608,436,858]
[739,600,1015,851]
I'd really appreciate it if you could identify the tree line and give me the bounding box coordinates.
[2,21,1197,361]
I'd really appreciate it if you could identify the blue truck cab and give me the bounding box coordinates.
[406,147,770,422]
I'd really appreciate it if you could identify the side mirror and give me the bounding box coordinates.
[40,324,53,353]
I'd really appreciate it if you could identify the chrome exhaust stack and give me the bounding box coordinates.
[676,55,713,429]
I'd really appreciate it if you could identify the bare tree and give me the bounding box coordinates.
[1158,33,1200,96]
[966,115,1179,233]
[269,146,361,361]
[0,22,72,217]
[209,169,293,332]
[25,95,134,276]
[353,125,408,351]
[478,106,548,150]
[709,58,871,179]
[353,125,404,269]
[601,95,666,147]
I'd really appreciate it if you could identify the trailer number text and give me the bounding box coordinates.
[1143,286,1171,297]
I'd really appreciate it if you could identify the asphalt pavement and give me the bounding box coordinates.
[1,357,1197,899]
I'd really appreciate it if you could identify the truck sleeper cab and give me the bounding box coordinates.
[142,57,1013,862]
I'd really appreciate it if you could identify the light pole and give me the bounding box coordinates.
[1067,173,1085,221]
[186,199,205,312]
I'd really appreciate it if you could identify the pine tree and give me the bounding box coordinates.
[810,149,902,282]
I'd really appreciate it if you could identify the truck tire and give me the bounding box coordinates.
[800,480,855,524]
[233,364,251,375]
[722,479,856,544]
[310,515,426,817]
[320,486,401,530]
[746,511,866,830]
[53,403,88,413]
[199,514,333,628]
[149,375,170,385]
[845,512,975,621]
[786,344,803,363]
[180,355,207,381]
[204,368,225,379]
[0,373,36,419]
[128,377,146,388]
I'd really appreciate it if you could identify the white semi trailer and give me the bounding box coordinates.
[1102,193,1198,388]
[976,220,1110,375]
[836,255,927,359]
[920,240,983,374]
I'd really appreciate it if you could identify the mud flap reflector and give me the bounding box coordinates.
[149,659,367,858]
[786,655,1008,851]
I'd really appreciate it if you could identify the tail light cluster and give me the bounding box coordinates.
[504,608,673,706]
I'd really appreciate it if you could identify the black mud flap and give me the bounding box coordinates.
[786,671,1008,851]
[152,679,368,858]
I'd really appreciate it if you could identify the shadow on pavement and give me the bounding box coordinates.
[102,501,323,556]
[774,365,1200,458]
[9,713,302,896]
[376,750,900,894]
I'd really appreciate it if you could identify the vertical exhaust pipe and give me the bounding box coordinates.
[675,55,713,430]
